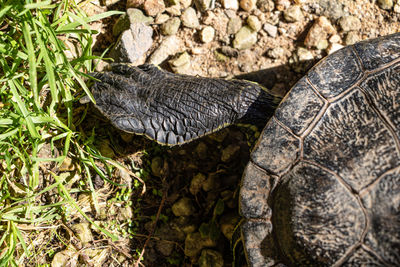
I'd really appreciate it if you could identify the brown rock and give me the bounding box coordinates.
[304,16,335,48]
[240,0,256,11]
[143,0,165,17]
[127,0,145,8]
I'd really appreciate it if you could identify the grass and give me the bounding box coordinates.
[0,0,126,265]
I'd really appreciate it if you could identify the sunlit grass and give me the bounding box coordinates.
[0,0,122,264]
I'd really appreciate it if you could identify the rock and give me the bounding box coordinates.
[316,39,329,50]
[395,3,400,13]
[263,23,278,37]
[239,0,256,11]
[377,0,393,10]
[148,35,182,65]
[195,0,212,10]
[155,13,170,24]
[110,22,153,63]
[51,247,78,267]
[284,5,304,23]
[227,17,242,35]
[156,241,174,256]
[233,26,257,50]
[200,26,215,43]
[161,17,181,35]
[327,43,344,54]
[166,5,181,16]
[296,47,314,61]
[219,46,238,57]
[172,197,196,216]
[195,142,208,159]
[127,0,144,8]
[339,15,361,32]
[344,31,361,45]
[328,34,341,43]
[221,0,239,9]
[318,0,345,20]
[184,232,217,257]
[221,144,240,162]
[190,173,207,195]
[59,157,75,171]
[151,156,164,177]
[117,206,133,221]
[128,8,154,24]
[169,51,191,74]
[219,213,241,240]
[202,173,219,192]
[247,15,261,32]
[304,16,335,48]
[267,46,285,59]
[181,7,199,28]
[72,223,93,244]
[275,0,290,11]
[198,249,224,267]
[143,0,165,16]
[181,0,192,8]
[257,0,275,12]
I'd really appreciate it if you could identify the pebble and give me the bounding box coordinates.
[181,7,200,28]
[275,0,290,11]
[227,17,242,35]
[126,0,144,8]
[200,26,215,43]
[221,0,239,10]
[161,17,181,35]
[172,197,196,216]
[395,3,400,13]
[166,5,181,16]
[221,144,241,162]
[190,173,207,195]
[195,0,212,10]
[296,47,314,61]
[257,0,275,12]
[344,31,361,45]
[304,16,335,48]
[318,0,345,20]
[327,43,344,54]
[59,157,75,171]
[284,5,304,23]
[263,23,278,37]
[127,8,154,24]
[151,156,164,177]
[184,232,217,257]
[339,15,361,32]
[377,0,393,10]
[148,35,181,65]
[143,0,165,17]
[267,46,285,59]
[247,15,261,32]
[240,0,256,11]
[328,34,341,43]
[233,26,257,50]
[71,223,93,244]
[52,248,78,267]
[155,13,170,24]
[180,0,192,8]
[195,142,208,159]
[198,249,224,267]
[169,51,191,74]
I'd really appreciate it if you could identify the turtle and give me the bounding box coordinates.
[89,33,400,266]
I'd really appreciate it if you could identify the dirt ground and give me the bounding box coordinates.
[51,0,400,266]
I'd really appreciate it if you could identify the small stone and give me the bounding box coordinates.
[51,247,78,267]
[316,39,329,50]
[127,8,154,24]
[200,26,215,43]
[327,43,344,54]
[169,51,191,74]
[344,31,361,45]
[233,26,257,50]
[240,0,256,11]
[198,249,224,267]
[263,23,277,37]
[71,223,93,244]
[143,0,165,16]
[180,0,192,8]
[394,3,400,13]
[304,16,335,48]
[184,232,217,257]
[117,206,133,221]
[247,15,261,32]
[219,213,241,240]
[339,15,361,32]
[275,0,290,11]
[328,34,341,43]
[267,46,285,59]
[195,142,208,159]
[172,197,196,216]
[166,5,181,16]
[221,144,240,162]
[59,157,75,171]
[227,17,242,35]
[202,173,219,191]
[151,156,164,177]
[155,13,170,24]
[181,7,199,28]
[156,241,174,256]
[377,0,393,10]
[149,35,182,65]
[257,0,275,12]
[284,5,304,22]
[318,0,345,20]
[221,0,239,9]
[195,0,212,10]
[296,47,314,61]
[161,17,181,35]
[190,173,207,195]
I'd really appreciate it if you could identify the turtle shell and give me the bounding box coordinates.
[240,33,400,266]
